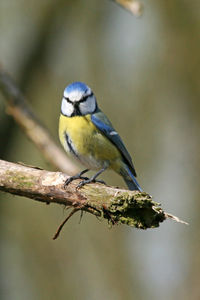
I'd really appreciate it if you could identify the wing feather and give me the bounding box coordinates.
[91,111,137,176]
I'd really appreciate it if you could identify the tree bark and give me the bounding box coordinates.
[0,159,186,239]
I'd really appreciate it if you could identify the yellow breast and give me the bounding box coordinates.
[59,114,122,170]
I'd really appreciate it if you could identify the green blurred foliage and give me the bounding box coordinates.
[0,0,199,299]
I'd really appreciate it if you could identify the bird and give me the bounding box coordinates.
[59,81,142,191]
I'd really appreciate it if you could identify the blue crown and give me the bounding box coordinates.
[65,82,89,94]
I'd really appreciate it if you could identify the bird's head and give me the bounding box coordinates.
[61,82,97,117]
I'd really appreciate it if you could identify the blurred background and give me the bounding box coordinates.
[0,0,199,299]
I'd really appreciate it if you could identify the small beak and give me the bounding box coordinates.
[74,102,80,115]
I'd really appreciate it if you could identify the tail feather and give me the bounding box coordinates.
[122,166,143,192]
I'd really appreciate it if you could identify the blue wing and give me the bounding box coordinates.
[91,111,137,177]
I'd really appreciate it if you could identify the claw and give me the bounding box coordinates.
[64,169,89,189]
[76,178,106,190]
[76,179,92,190]
[95,179,106,185]
[64,177,74,187]
[65,167,108,190]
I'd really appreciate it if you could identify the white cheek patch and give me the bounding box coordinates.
[61,98,74,116]
[79,96,96,115]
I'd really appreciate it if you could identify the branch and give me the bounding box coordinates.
[111,0,143,17]
[0,67,78,175]
[0,159,187,239]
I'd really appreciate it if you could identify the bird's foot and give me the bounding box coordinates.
[64,169,89,189]
[95,179,106,185]
[76,167,108,189]
[76,178,106,190]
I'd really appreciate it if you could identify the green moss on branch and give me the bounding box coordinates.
[85,190,165,229]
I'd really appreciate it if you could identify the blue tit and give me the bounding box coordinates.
[59,81,142,191]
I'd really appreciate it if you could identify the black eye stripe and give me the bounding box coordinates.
[79,92,94,103]
[64,97,73,104]
[64,92,93,104]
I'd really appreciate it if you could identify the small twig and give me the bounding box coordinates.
[112,0,144,17]
[53,208,80,240]
[79,210,84,224]
[165,213,188,225]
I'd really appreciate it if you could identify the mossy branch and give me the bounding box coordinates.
[0,159,187,239]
